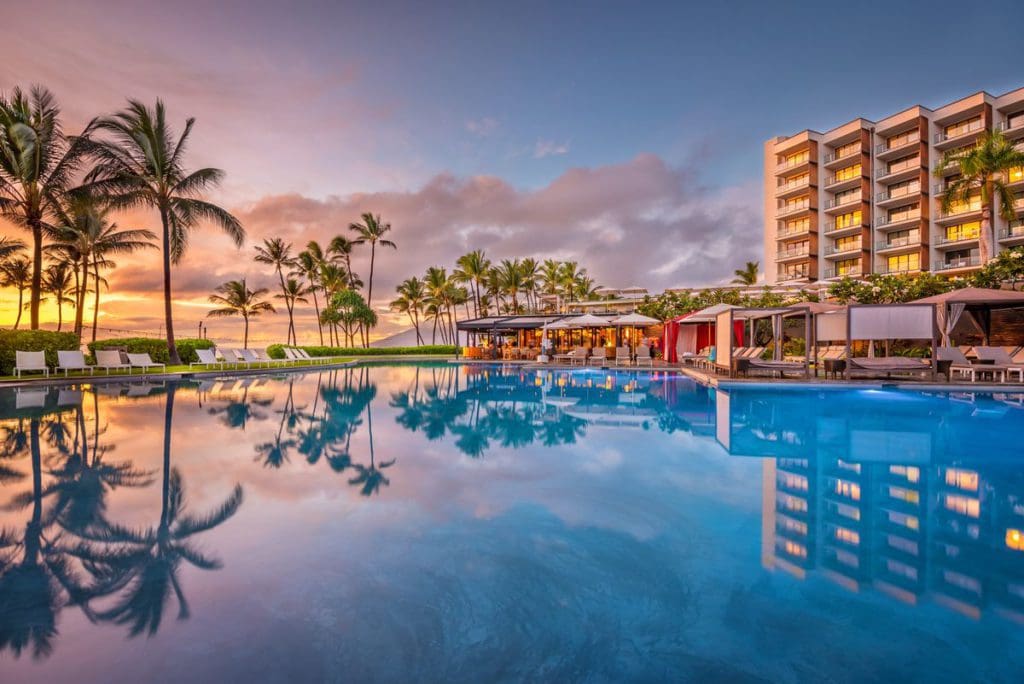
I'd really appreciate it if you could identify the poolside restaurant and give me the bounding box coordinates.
[457,312,661,359]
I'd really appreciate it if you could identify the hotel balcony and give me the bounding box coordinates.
[933,233,979,249]
[824,193,863,214]
[877,264,922,276]
[776,201,812,219]
[823,148,861,169]
[776,224,812,241]
[776,245,812,262]
[935,204,982,225]
[823,220,865,238]
[823,266,863,279]
[776,267,811,281]
[875,184,922,208]
[934,118,986,150]
[1007,168,1024,189]
[875,159,921,184]
[998,220,1024,245]
[823,240,862,258]
[876,211,922,231]
[996,115,1024,140]
[824,173,862,193]
[934,256,982,272]
[776,155,813,176]
[775,176,812,199]
[876,134,921,161]
[933,181,949,196]
[1015,196,1024,214]
[875,235,921,254]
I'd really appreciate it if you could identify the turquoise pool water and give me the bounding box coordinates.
[1,362,1023,682]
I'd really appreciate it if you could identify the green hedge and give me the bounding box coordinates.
[266,344,457,359]
[87,337,214,364]
[0,330,81,375]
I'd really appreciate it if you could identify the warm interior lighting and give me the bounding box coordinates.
[1007,529,1024,551]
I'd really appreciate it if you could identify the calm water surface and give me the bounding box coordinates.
[0,362,1023,683]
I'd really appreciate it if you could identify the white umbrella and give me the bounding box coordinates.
[566,314,611,327]
[611,313,659,326]
[546,320,571,330]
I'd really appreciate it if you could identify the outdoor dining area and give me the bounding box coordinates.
[457,312,661,365]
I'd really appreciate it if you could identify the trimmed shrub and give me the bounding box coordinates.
[87,337,214,364]
[0,329,81,375]
[266,344,457,359]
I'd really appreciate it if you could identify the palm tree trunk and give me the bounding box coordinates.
[367,243,376,307]
[161,386,175,529]
[243,315,249,348]
[310,280,323,345]
[92,258,101,343]
[56,296,62,331]
[981,204,993,263]
[159,207,182,365]
[14,287,23,330]
[29,218,42,330]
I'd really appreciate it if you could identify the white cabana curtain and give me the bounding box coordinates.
[771,314,783,360]
[849,305,933,341]
[816,311,847,342]
[938,302,966,347]
[715,310,733,369]
[678,325,697,355]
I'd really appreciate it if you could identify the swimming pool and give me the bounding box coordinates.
[1,362,1022,682]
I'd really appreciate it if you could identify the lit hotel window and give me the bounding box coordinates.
[890,465,920,483]
[834,527,860,545]
[1007,528,1024,551]
[888,511,919,530]
[888,486,920,505]
[834,479,861,501]
[945,468,979,491]
[944,494,980,518]
[782,540,807,559]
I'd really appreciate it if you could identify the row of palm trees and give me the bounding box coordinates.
[390,252,602,344]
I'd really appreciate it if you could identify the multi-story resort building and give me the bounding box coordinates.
[764,86,1024,284]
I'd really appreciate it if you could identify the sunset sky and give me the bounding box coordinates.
[2,0,1022,344]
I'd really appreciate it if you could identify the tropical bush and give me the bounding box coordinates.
[87,337,213,364]
[266,344,457,359]
[0,329,81,375]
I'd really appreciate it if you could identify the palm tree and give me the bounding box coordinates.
[520,257,539,312]
[274,278,309,345]
[206,279,275,348]
[41,262,74,332]
[935,130,1024,263]
[51,198,155,339]
[327,235,359,288]
[296,243,325,345]
[390,277,426,345]
[731,261,759,286]
[453,250,490,317]
[348,212,396,311]
[558,261,584,303]
[539,259,563,312]
[0,256,30,329]
[0,86,94,330]
[78,99,244,365]
[0,236,24,260]
[254,238,297,343]
[495,258,525,313]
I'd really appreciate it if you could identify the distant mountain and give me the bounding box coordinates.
[370,327,468,348]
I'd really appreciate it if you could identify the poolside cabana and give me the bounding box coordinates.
[663,304,744,363]
[714,306,814,378]
[910,287,1024,346]
[843,303,937,380]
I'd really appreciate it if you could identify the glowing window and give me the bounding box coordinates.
[888,486,920,505]
[834,527,860,545]
[944,494,980,518]
[887,252,920,273]
[1007,528,1024,551]
[945,468,979,491]
[890,465,920,483]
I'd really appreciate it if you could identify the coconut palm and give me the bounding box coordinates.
[348,212,396,310]
[390,277,426,345]
[494,258,526,313]
[206,279,275,348]
[78,99,244,365]
[51,198,155,339]
[558,261,584,302]
[274,278,309,345]
[254,238,297,343]
[731,261,759,286]
[0,256,30,329]
[0,236,24,260]
[296,243,325,345]
[0,86,95,330]
[327,235,359,288]
[41,262,75,332]
[935,130,1024,263]
[453,250,491,317]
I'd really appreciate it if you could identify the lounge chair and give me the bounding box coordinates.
[14,351,49,378]
[126,353,166,373]
[747,358,806,377]
[190,348,224,369]
[255,349,288,366]
[15,389,47,408]
[95,350,129,375]
[295,348,328,364]
[239,349,268,368]
[588,349,608,366]
[847,357,932,379]
[974,347,1024,382]
[935,347,999,382]
[56,350,94,376]
[614,346,632,366]
[221,349,253,368]
[635,345,653,367]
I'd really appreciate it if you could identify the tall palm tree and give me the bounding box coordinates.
[453,250,490,317]
[539,258,563,312]
[254,238,297,344]
[51,198,155,339]
[78,100,244,364]
[495,258,525,313]
[296,243,325,345]
[390,277,426,345]
[558,261,584,303]
[327,235,359,288]
[274,278,309,344]
[0,236,24,260]
[731,261,759,286]
[0,86,94,329]
[206,278,275,348]
[0,256,30,329]
[41,261,74,331]
[935,130,1024,263]
[348,212,396,311]
[519,257,539,312]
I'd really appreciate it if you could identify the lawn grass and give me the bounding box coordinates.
[0,357,356,384]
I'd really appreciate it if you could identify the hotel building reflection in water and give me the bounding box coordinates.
[716,388,1024,622]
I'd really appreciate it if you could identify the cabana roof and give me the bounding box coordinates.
[911,287,1024,308]
[676,303,741,323]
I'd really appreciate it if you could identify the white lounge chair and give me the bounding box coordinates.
[634,345,653,367]
[570,347,589,366]
[14,351,49,378]
[239,349,267,367]
[974,346,1024,382]
[936,347,996,382]
[190,348,224,369]
[614,346,632,366]
[219,349,250,367]
[256,348,289,366]
[588,349,609,367]
[56,350,95,376]
[126,353,166,372]
[294,348,325,364]
[95,350,130,375]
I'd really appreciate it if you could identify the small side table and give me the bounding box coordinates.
[823,358,846,380]
[732,358,751,377]
[935,359,953,381]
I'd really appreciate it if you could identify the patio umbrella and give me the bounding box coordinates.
[611,313,659,352]
[566,314,611,327]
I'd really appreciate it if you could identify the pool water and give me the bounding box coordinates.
[1,363,1023,682]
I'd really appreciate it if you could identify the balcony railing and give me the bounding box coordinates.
[935,232,980,246]
[826,195,860,209]
[935,256,982,271]
[876,183,921,202]
[877,211,922,227]
[776,201,811,217]
[776,177,810,194]
[998,220,1024,240]
[824,148,859,163]
[933,182,948,194]
[938,203,982,219]
[875,235,920,250]
[824,220,862,234]
[877,158,920,178]
[997,117,1024,134]
[875,135,920,154]
[777,225,811,239]
[825,240,862,255]
[825,173,861,186]
[777,269,810,280]
[935,119,985,144]
[823,267,862,279]
[877,265,921,275]
[1014,196,1024,212]
[776,156,810,172]
[777,246,811,260]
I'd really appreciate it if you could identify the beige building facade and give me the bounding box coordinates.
[765,86,1024,284]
